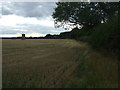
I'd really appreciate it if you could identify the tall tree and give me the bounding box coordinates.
[52,2,118,29]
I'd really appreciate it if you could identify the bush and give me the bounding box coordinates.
[89,15,119,54]
[71,27,93,40]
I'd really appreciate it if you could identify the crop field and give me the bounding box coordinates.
[2,39,86,88]
[2,39,118,88]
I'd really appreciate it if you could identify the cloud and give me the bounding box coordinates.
[2,2,56,18]
[0,2,70,37]
[0,14,67,37]
[0,14,54,27]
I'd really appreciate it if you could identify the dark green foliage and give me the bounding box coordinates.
[45,34,52,38]
[60,31,71,39]
[45,34,60,39]
[89,15,119,54]
[59,27,93,40]
[52,2,118,29]
[70,27,93,41]
[52,2,119,56]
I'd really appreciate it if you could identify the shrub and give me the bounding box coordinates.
[89,15,119,54]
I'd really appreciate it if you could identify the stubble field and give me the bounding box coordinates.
[2,39,118,88]
[2,39,86,88]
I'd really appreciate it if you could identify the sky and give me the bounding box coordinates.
[0,2,71,37]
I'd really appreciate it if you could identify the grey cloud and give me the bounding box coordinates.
[0,23,65,36]
[1,2,67,37]
[2,7,13,15]
[16,24,64,34]
[2,2,56,18]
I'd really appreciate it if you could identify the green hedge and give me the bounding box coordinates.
[89,15,119,53]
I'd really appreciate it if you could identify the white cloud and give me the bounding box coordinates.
[0,33,22,37]
[0,14,67,37]
[0,2,70,37]
[25,33,45,37]
[13,29,28,32]
[0,15,54,27]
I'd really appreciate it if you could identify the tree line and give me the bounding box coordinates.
[52,2,119,57]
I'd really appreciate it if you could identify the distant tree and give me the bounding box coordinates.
[45,34,52,38]
[60,31,71,39]
[45,34,51,37]
[52,2,118,30]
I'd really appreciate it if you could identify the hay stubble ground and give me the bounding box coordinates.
[2,39,118,88]
[2,39,85,88]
